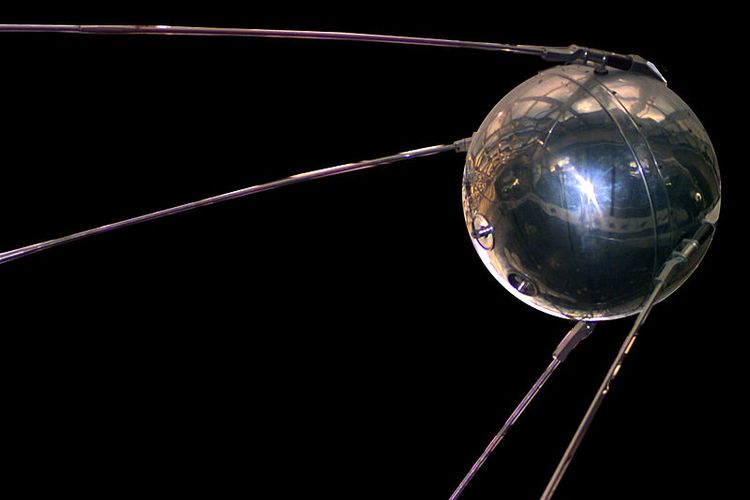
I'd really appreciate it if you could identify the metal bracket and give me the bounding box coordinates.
[542,45,667,83]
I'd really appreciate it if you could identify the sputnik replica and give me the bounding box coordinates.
[0,24,721,499]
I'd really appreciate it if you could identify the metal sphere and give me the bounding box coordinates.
[462,64,720,320]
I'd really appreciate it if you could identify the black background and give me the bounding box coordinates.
[0,5,744,499]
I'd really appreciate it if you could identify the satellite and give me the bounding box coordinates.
[0,24,721,499]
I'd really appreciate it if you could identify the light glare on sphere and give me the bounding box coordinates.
[462,64,721,320]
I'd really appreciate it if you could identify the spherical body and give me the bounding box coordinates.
[462,64,720,320]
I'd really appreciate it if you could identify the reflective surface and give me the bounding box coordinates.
[463,64,720,320]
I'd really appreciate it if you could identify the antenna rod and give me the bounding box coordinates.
[0,24,548,55]
[0,138,471,266]
[0,24,662,79]
[539,225,715,499]
[449,321,595,500]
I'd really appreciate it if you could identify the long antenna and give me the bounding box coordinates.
[0,24,663,79]
[0,23,546,55]
[539,224,715,499]
[0,138,471,266]
[449,321,595,500]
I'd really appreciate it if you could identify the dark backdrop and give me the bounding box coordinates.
[0,5,743,499]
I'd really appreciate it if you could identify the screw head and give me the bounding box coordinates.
[471,214,494,250]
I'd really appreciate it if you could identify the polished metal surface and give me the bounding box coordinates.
[462,64,720,320]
